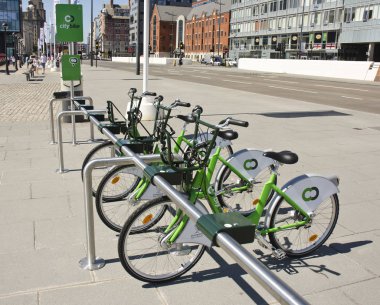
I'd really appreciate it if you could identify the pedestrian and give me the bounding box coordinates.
[40,53,47,74]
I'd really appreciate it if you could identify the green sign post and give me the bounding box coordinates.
[56,4,83,42]
[61,55,81,81]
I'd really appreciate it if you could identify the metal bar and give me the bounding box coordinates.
[56,109,106,173]
[49,96,94,144]
[80,154,169,270]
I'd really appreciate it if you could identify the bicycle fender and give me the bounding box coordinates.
[264,174,340,227]
[175,201,213,248]
[216,148,275,181]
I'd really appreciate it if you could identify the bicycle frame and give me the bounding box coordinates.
[165,164,312,246]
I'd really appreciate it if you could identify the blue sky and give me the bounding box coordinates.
[22,0,129,43]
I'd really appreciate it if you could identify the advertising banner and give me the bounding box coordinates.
[56,4,83,42]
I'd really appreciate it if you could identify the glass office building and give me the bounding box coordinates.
[0,0,22,56]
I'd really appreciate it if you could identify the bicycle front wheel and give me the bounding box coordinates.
[95,164,142,232]
[118,196,206,283]
[81,141,121,196]
[268,194,339,257]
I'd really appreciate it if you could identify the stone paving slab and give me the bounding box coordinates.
[0,62,379,305]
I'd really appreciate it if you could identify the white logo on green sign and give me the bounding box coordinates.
[56,4,83,42]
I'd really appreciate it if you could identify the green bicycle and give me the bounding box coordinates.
[95,103,275,232]
[117,114,340,283]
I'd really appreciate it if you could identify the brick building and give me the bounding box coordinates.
[96,0,129,58]
[150,5,192,57]
[185,0,231,61]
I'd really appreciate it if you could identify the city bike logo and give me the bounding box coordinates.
[60,14,80,29]
[64,15,75,23]
[243,159,258,171]
[302,187,319,202]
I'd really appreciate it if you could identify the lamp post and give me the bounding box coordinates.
[90,0,94,66]
[2,22,9,75]
[166,12,175,58]
[12,33,18,71]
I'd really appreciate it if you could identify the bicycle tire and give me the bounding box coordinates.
[215,163,275,215]
[118,196,206,283]
[268,194,339,257]
[95,164,142,232]
[81,141,121,196]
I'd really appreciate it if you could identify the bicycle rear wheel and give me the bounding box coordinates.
[215,164,274,214]
[268,194,339,257]
[118,196,206,283]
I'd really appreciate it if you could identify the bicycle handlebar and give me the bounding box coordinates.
[176,101,191,108]
[218,117,249,128]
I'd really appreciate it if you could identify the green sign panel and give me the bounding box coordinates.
[56,4,83,42]
[61,55,81,81]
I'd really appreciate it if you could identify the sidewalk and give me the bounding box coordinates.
[0,63,379,305]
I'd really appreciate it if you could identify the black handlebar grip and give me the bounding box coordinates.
[228,118,249,127]
[129,88,137,94]
[176,101,191,108]
[155,95,164,102]
[143,91,157,96]
[192,105,203,114]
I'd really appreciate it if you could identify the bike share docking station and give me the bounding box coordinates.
[52,3,308,303]
[75,108,309,305]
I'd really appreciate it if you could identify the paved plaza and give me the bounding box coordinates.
[0,62,380,305]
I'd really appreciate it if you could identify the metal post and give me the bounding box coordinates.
[68,42,77,145]
[49,96,95,144]
[90,0,94,67]
[2,23,9,75]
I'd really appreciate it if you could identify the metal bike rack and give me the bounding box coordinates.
[56,110,107,173]
[78,114,310,305]
[49,96,95,145]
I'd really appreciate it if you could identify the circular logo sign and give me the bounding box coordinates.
[292,36,298,41]
[255,38,259,42]
[272,37,277,42]
[64,15,74,23]
[316,34,322,40]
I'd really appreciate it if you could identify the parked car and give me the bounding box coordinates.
[225,58,238,67]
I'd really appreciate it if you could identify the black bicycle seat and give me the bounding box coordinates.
[176,114,196,123]
[212,129,238,140]
[263,151,298,164]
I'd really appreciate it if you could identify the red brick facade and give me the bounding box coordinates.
[185,10,230,60]
[150,6,177,57]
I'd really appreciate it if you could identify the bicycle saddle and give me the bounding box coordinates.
[211,129,238,140]
[176,114,196,123]
[263,151,298,164]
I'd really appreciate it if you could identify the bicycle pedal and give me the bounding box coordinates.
[272,249,286,260]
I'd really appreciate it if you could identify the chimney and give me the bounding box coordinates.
[110,0,114,6]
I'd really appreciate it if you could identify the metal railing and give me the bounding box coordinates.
[49,96,96,145]
[76,111,309,305]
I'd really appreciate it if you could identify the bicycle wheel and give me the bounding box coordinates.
[95,164,142,232]
[81,141,121,196]
[268,194,339,257]
[118,196,206,283]
[215,164,275,215]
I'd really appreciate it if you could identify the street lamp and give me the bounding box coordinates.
[12,33,18,71]
[166,12,175,58]
[2,22,9,75]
